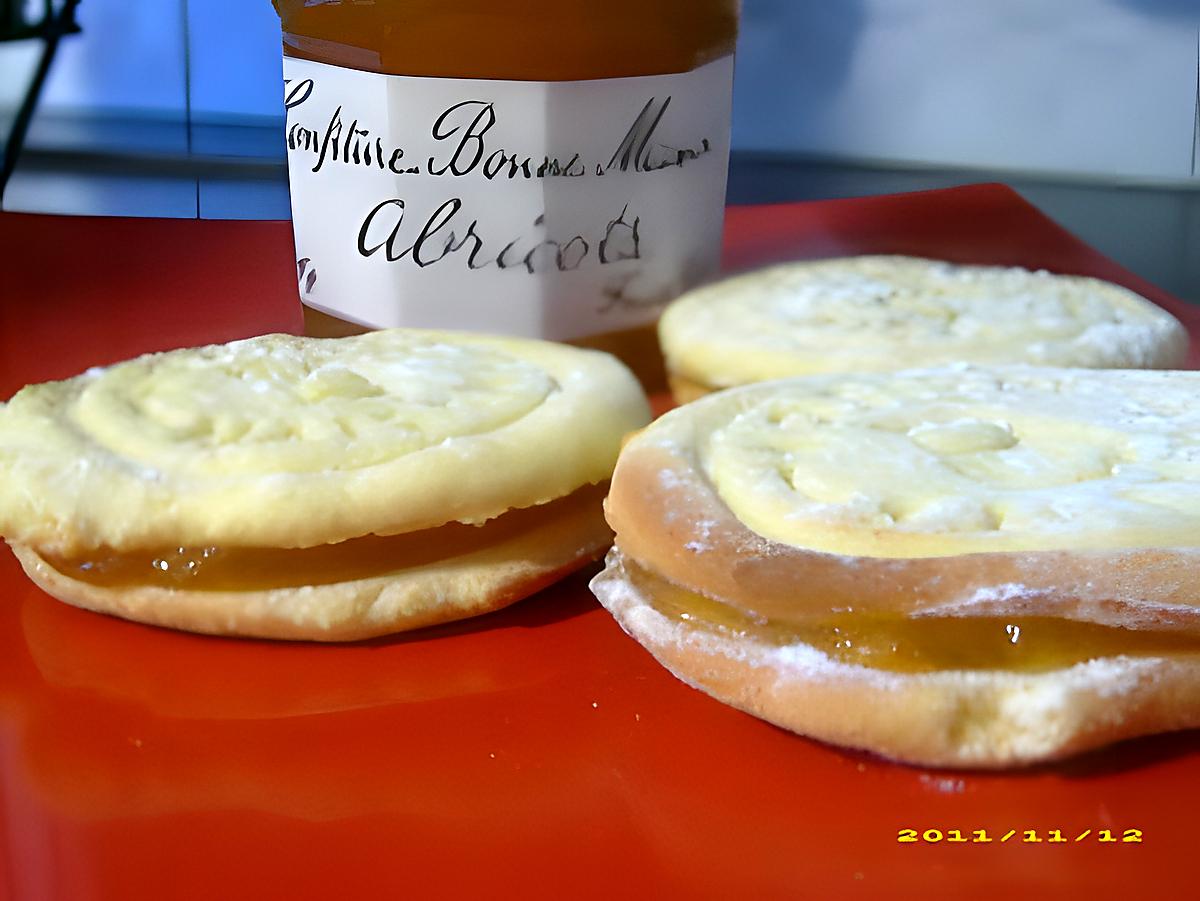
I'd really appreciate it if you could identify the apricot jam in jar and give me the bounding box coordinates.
[273,0,739,385]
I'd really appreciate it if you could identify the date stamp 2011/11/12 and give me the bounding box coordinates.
[898,828,1143,844]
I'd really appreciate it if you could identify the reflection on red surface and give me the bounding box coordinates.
[1,187,1198,900]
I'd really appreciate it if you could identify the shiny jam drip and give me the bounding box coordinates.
[46,483,607,592]
[622,559,1200,674]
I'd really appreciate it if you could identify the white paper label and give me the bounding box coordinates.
[282,56,734,340]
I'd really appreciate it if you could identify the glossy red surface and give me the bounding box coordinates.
[1,185,1198,900]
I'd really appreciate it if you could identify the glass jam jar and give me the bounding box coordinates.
[274,0,739,386]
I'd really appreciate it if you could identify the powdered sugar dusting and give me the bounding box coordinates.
[694,367,1200,558]
[916,583,1046,616]
[662,256,1188,387]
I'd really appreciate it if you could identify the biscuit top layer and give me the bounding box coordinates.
[637,367,1200,558]
[74,334,552,476]
[659,257,1188,387]
[0,330,650,554]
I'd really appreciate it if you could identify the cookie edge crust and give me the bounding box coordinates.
[590,551,1200,768]
[9,494,613,641]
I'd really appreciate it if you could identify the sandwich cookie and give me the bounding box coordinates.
[659,256,1189,402]
[592,366,1200,767]
[0,329,650,640]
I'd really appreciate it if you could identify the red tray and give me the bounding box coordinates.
[1,185,1197,900]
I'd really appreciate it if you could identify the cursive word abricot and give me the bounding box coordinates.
[357,199,642,274]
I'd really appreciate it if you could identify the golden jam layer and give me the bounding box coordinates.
[47,483,607,592]
[623,560,1200,674]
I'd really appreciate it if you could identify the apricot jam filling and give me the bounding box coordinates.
[46,483,607,592]
[621,558,1200,674]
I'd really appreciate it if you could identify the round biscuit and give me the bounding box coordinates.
[596,367,1200,765]
[659,256,1189,398]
